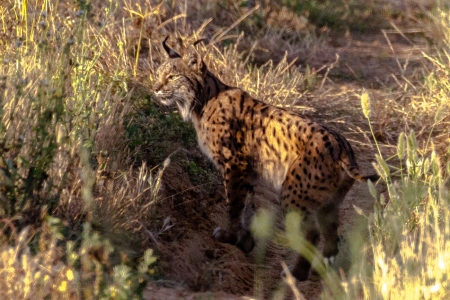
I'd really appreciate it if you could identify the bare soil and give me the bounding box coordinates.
[143,29,422,299]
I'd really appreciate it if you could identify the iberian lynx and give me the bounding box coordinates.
[152,37,379,281]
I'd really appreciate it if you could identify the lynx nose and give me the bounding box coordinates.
[152,81,162,93]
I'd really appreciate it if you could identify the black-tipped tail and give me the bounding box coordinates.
[362,174,380,182]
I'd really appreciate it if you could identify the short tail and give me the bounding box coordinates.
[340,161,380,182]
[360,173,381,182]
[331,129,380,183]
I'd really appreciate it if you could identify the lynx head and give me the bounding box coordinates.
[152,37,207,121]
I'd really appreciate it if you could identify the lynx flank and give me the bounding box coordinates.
[152,38,379,281]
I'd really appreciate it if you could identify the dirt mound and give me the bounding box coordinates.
[151,161,254,295]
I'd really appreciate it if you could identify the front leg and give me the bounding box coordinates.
[213,162,255,253]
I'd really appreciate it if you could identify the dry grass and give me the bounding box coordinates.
[0,0,449,299]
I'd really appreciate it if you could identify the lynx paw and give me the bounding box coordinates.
[281,266,310,282]
[324,256,336,266]
[213,227,231,243]
[236,229,254,253]
[213,227,254,253]
[282,258,311,282]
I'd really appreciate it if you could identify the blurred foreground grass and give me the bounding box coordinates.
[0,0,449,299]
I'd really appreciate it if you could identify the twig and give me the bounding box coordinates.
[319,54,339,91]
[211,5,260,45]
[382,29,404,76]
[139,219,161,248]
[0,218,19,241]
[281,261,306,300]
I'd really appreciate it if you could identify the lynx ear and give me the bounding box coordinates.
[183,46,206,75]
[193,38,207,47]
[162,36,181,58]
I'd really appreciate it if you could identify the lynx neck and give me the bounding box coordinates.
[200,71,229,103]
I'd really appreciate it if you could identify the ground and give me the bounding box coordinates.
[142,27,422,299]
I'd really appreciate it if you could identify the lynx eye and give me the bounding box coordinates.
[167,75,177,80]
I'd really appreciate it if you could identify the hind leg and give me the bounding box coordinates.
[288,209,320,281]
[317,202,340,264]
[317,176,354,264]
[281,162,322,280]
[213,162,255,253]
[317,176,355,264]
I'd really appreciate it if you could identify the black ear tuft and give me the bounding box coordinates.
[193,38,207,47]
[162,36,181,58]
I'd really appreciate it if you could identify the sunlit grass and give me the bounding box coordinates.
[0,0,449,299]
[323,7,450,294]
[332,132,450,299]
[0,0,158,298]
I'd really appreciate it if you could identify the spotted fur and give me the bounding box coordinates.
[152,38,379,281]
